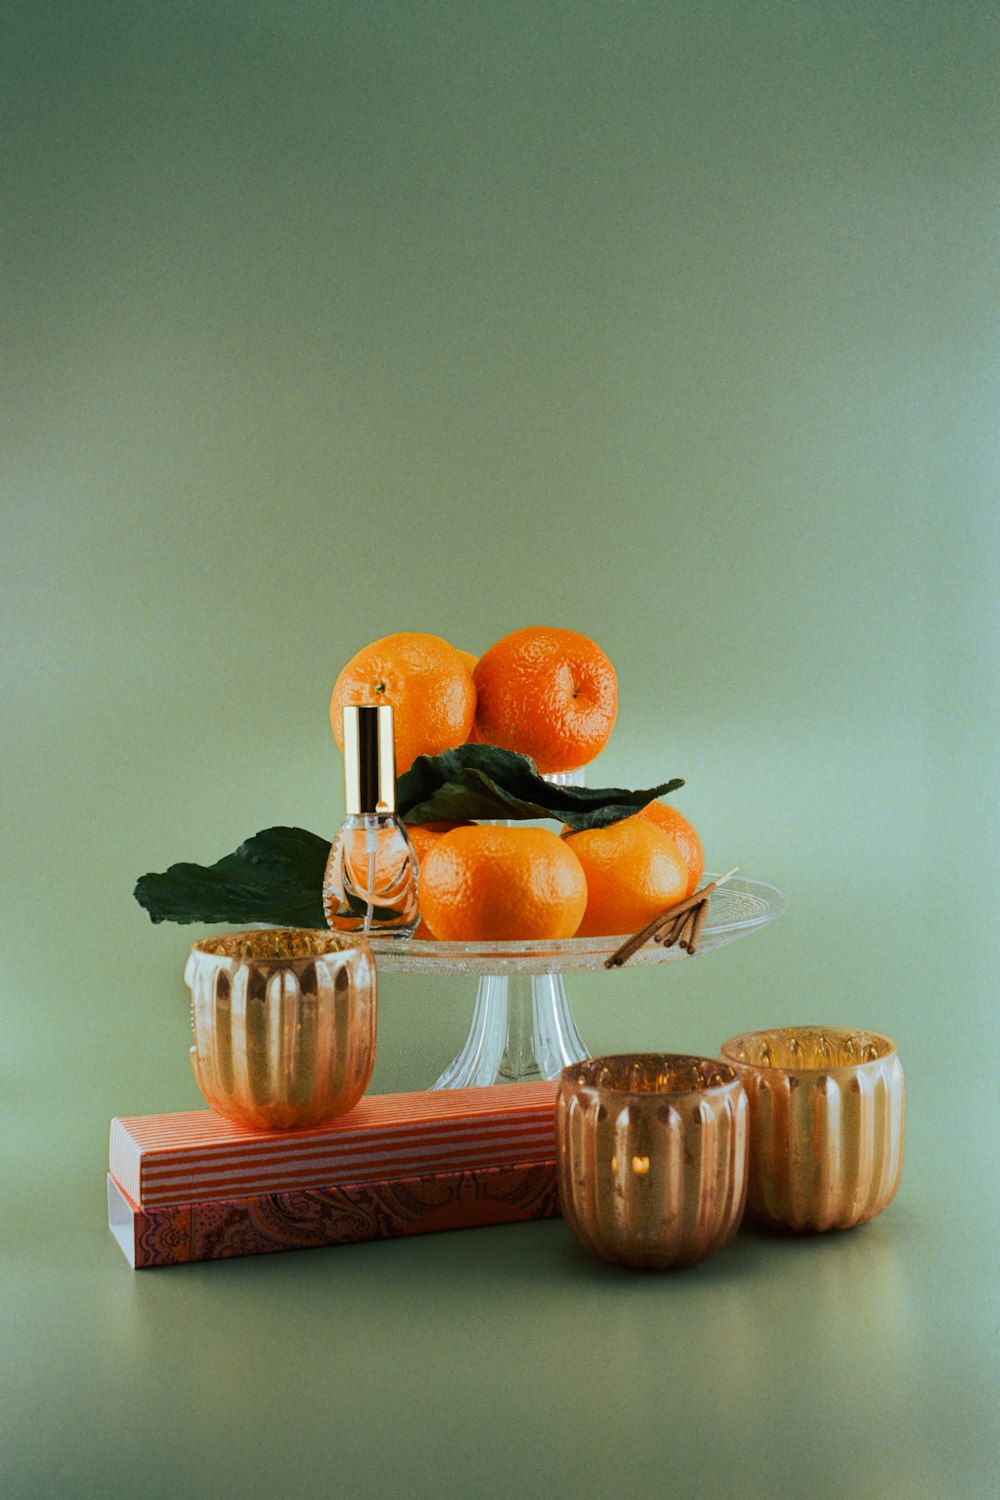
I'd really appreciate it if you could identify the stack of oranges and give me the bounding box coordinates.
[330,626,703,942]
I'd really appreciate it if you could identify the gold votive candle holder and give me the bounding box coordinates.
[556,1054,748,1270]
[719,1026,904,1231]
[184,928,377,1130]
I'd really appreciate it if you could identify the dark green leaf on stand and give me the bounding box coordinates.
[134,826,331,929]
[397,745,684,830]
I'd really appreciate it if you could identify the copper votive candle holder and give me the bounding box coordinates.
[719,1027,904,1231]
[556,1054,748,1270]
[184,928,377,1130]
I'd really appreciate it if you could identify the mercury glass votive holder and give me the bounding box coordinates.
[184,929,377,1130]
[556,1054,748,1270]
[719,1027,904,1231]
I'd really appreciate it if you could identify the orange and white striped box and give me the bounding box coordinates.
[110,1082,558,1208]
[108,1082,560,1268]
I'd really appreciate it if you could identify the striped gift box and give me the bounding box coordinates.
[110,1082,558,1209]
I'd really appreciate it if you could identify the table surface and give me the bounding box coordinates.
[2,1043,996,1500]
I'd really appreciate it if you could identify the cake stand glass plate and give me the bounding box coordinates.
[370,876,786,1088]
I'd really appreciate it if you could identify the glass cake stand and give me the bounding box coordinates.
[370,875,786,1089]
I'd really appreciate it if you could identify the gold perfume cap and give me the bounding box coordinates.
[343,704,397,814]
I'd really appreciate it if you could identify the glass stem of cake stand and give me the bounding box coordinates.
[432,972,590,1089]
[432,767,591,1090]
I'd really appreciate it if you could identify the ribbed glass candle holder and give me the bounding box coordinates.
[720,1026,904,1231]
[556,1053,748,1269]
[184,929,376,1129]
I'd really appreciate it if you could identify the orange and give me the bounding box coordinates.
[418,824,587,942]
[472,626,617,773]
[404,820,471,938]
[455,649,479,740]
[562,817,688,937]
[637,801,704,898]
[330,633,476,774]
[405,820,470,861]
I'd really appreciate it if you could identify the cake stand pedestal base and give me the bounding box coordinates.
[433,972,589,1089]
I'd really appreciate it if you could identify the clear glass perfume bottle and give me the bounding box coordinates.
[323,703,419,939]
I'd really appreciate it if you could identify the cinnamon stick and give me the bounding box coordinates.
[660,914,686,950]
[606,898,698,967]
[604,868,738,968]
[653,910,686,945]
[686,898,709,955]
[677,904,701,952]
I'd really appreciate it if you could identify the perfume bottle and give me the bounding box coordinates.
[323,704,420,938]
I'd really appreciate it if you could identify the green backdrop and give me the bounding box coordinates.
[4,4,997,1497]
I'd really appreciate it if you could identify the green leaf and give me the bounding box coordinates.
[134,826,330,929]
[397,745,684,830]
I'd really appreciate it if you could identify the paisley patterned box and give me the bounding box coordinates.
[108,1082,559,1268]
